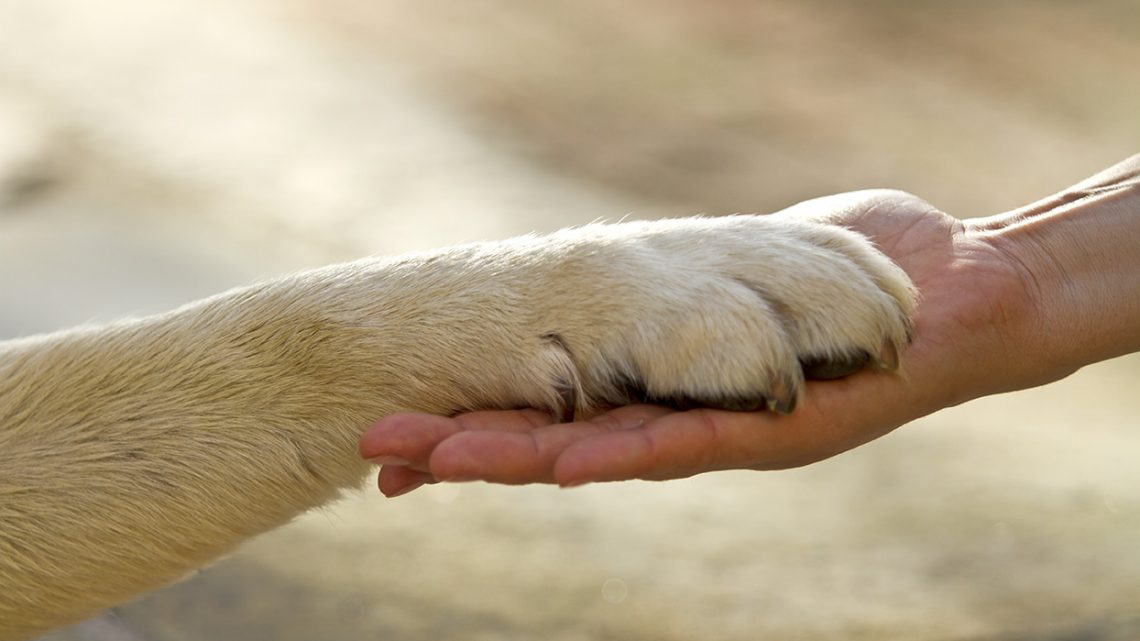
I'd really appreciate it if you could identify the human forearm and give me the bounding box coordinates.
[972,155,1140,381]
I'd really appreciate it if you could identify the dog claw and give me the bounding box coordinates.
[765,375,797,414]
[553,379,576,423]
[877,339,900,371]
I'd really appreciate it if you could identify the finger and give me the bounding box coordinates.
[454,408,560,433]
[377,464,437,498]
[359,413,465,471]
[429,405,673,484]
[553,375,907,486]
[552,409,777,485]
[359,408,555,470]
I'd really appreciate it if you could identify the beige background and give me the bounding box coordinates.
[0,1,1137,639]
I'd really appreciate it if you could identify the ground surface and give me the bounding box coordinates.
[1,1,1138,639]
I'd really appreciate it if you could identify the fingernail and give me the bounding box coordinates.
[559,479,591,489]
[368,455,410,466]
[440,475,479,483]
[386,481,425,498]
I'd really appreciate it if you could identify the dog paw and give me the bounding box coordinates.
[529,215,917,416]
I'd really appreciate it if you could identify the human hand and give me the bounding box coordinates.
[360,189,1044,496]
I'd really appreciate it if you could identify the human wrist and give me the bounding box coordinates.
[974,158,1140,382]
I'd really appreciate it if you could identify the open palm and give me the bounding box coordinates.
[360,190,1037,495]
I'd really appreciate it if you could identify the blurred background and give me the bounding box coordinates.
[1,0,1138,639]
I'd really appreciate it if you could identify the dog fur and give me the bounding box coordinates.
[0,215,915,639]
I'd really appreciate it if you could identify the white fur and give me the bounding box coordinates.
[0,215,915,639]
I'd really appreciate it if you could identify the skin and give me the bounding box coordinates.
[359,155,1140,495]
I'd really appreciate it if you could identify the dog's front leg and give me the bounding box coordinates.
[0,216,916,639]
[0,248,570,638]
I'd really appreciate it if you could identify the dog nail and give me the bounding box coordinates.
[878,339,900,371]
[765,376,797,414]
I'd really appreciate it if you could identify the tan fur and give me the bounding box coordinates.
[0,215,915,639]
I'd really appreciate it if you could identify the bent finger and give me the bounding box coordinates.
[377,464,437,498]
[360,413,465,470]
